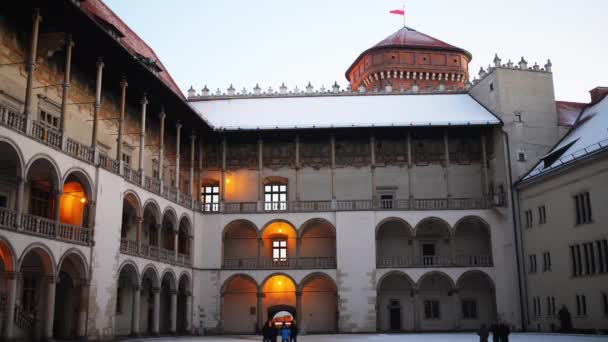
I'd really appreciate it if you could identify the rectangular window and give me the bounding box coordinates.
[272,239,287,262]
[551,296,556,316]
[264,184,287,211]
[462,299,478,319]
[542,252,551,271]
[39,109,60,130]
[202,185,220,212]
[582,242,596,275]
[22,276,37,313]
[597,239,608,274]
[576,294,587,316]
[524,209,533,228]
[122,152,132,166]
[546,297,551,316]
[603,293,608,316]
[574,191,592,225]
[380,194,394,209]
[152,159,159,178]
[538,205,547,224]
[529,254,537,273]
[424,300,440,319]
[532,296,541,317]
[29,187,53,219]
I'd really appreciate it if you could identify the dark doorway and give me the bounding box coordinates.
[389,300,401,331]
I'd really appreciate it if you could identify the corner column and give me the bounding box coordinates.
[174,229,179,261]
[257,135,263,208]
[257,292,264,330]
[138,94,148,185]
[23,9,42,117]
[295,135,300,201]
[407,130,413,206]
[330,134,336,201]
[91,58,104,149]
[158,109,166,191]
[152,287,160,335]
[444,129,451,202]
[185,291,193,333]
[296,290,303,332]
[116,77,128,164]
[60,34,74,134]
[2,272,18,340]
[131,285,141,336]
[77,281,89,338]
[220,136,226,204]
[44,275,57,340]
[136,217,143,253]
[370,133,376,201]
[170,289,177,334]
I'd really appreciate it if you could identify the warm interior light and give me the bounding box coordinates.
[225,178,230,184]
[80,197,87,204]
[277,280,283,285]
[278,228,283,233]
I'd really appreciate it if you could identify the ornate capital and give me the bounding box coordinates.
[151,287,160,294]
[141,93,148,105]
[170,289,178,295]
[120,77,128,88]
[176,121,182,130]
[96,57,104,69]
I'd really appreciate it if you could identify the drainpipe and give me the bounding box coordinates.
[501,130,527,331]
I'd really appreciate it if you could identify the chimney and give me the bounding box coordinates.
[187,85,196,98]
[589,86,608,103]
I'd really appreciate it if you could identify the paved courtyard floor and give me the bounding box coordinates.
[125,333,608,342]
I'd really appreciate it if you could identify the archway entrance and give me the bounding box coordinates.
[300,273,338,333]
[269,306,295,327]
[261,275,296,326]
[377,272,415,332]
[53,252,88,340]
[221,274,258,334]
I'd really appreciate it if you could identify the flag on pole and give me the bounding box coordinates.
[389,9,405,16]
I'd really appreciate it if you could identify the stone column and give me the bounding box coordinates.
[155,223,162,254]
[296,237,301,267]
[257,238,263,266]
[189,134,196,198]
[116,77,128,163]
[44,276,57,340]
[452,290,460,329]
[175,121,182,192]
[152,287,160,335]
[370,133,376,201]
[14,177,24,229]
[77,282,89,338]
[91,58,104,149]
[407,131,413,206]
[54,188,62,222]
[170,289,177,334]
[138,94,148,185]
[257,292,264,330]
[131,285,141,336]
[296,291,303,331]
[2,272,18,340]
[23,9,42,116]
[257,136,263,207]
[174,230,179,260]
[185,291,193,334]
[60,34,74,133]
[481,132,489,197]
[412,290,419,331]
[295,135,300,201]
[135,217,143,253]
[197,139,204,204]
[220,137,226,203]
[158,109,166,190]
[330,134,336,200]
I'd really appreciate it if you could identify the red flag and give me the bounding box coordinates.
[390,9,405,16]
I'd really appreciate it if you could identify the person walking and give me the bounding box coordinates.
[289,320,298,342]
[477,324,490,342]
[270,321,279,342]
[498,321,511,342]
[558,305,572,333]
[490,321,500,342]
[280,324,291,342]
[262,320,273,342]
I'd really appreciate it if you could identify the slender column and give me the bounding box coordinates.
[91,58,104,148]
[197,139,204,204]
[23,9,42,116]
[60,34,74,132]
[444,129,451,199]
[296,291,303,331]
[295,135,300,201]
[257,293,264,330]
[77,282,89,338]
[185,291,193,333]
[175,122,182,191]
[170,289,177,334]
[189,134,196,197]
[412,290,419,331]
[138,94,148,182]
[131,285,141,336]
[174,230,179,260]
[330,134,336,200]
[452,290,460,329]
[257,136,263,204]
[116,77,128,161]
[220,136,226,202]
[407,131,413,203]
[152,287,160,335]
[257,238,263,265]
[481,132,489,196]
[158,109,166,188]
[155,223,162,251]
[136,216,143,252]
[296,237,301,267]
[44,276,57,339]
[54,188,62,222]
[2,272,18,340]
[370,133,376,201]
[14,177,24,229]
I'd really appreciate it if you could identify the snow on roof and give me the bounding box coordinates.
[190,93,500,130]
[521,95,608,182]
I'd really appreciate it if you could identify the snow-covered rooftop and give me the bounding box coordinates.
[521,95,608,182]
[190,93,500,130]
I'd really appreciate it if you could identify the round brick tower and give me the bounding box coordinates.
[345,26,472,92]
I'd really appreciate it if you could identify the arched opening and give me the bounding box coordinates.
[161,209,177,255]
[17,246,55,339]
[453,217,493,266]
[0,239,16,336]
[300,273,338,333]
[25,157,60,220]
[114,263,139,336]
[221,275,258,334]
[262,275,296,327]
[417,272,455,331]
[53,252,88,340]
[177,274,191,334]
[261,221,297,268]
[299,219,336,269]
[159,272,176,334]
[414,218,451,266]
[59,172,92,227]
[0,141,22,213]
[177,216,191,260]
[141,201,160,257]
[456,271,496,330]
[377,272,415,332]
[121,193,141,252]
[376,218,413,267]
[140,267,159,335]
[222,220,258,269]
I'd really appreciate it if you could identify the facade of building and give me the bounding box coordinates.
[0,0,605,341]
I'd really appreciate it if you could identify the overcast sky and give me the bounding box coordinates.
[105,0,607,102]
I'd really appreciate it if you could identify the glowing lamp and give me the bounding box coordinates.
[278,228,283,233]
[226,178,231,184]
[80,197,87,204]
[277,280,283,285]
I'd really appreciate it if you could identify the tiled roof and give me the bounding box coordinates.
[374,27,466,53]
[555,101,585,127]
[79,0,184,98]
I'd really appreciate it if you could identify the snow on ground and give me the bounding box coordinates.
[125,333,608,342]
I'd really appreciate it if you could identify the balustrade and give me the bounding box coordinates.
[0,207,17,228]
[31,121,62,149]
[376,254,493,268]
[65,137,95,162]
[14,305,36,331]
[120,239,191,266]
[222,256,337,270]
[0,106,27,131]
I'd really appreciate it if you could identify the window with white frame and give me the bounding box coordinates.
[272,239,287,262]
[202,184,219,212]
[264,184,287,211]
[424,299,440,319]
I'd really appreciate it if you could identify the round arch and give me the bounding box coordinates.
[160,268,178,290]
[143,199,162,224]
[222,220,259,265]
[376,270,417,332]
[260,272,298,291]
[162,207,178,229]
[221,273,259,294]
[298,218,336,238]
[117,260,141,285]
[416,271,455,290]
[221,273,260,334]
[56,248,89,281]
[298,271,336,292]
[24,154,62,189]
[62,168,95,199]
[178,214,192,231]
[376,270,416,292]
[0,236,17,272]
[375,217,414,237]
[299,272,338,333]
[178,272,192,292]
[123,191,142,218]
[61,169,94,227]
[141,264,160,288]
[259,219,297,238]
[0,137,25,180]
[18,242,57,276]
[455,270,497,329]
[456,270,495,290]
[413,217,451,237]
[222,219,258,239]
[453,216,491,236]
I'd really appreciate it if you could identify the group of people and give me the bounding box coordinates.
[262,319,298,342]
[477,321,511,342]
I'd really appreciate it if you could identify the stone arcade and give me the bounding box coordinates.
[0,0,606,340]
